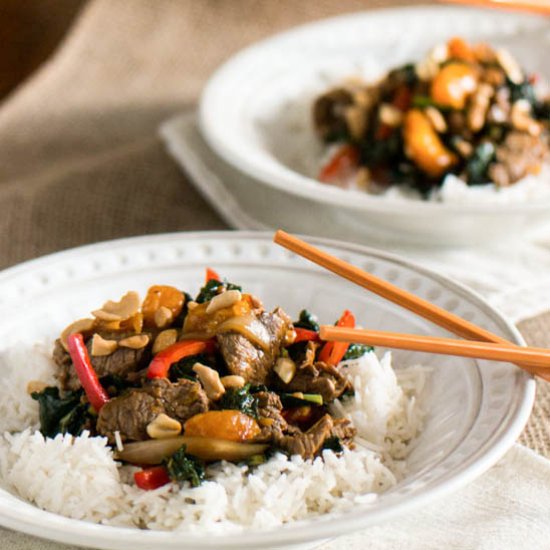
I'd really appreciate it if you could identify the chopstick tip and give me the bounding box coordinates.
[273,229,288,244]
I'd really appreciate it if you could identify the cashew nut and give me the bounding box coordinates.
[379,103,403,127]
[146,414,182,439]
[425,106,447,133]
[206,289,242,314]
[220,375,246,389]
[26,380,48,395]
[92,291,140,322]
[152,329,178,354]
[118,334,150,349]
[511,100,541,136]
[193,363,226,400]
[496,48,523,85]
[91,334,118,356]
[60,318,96,351]
[154,306,173,329]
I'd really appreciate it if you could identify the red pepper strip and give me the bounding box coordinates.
[147,339,216,379]
[318,145,359,183]
[205,267,220,283]
[66,333,110,412]
[293,327,320,343]
[134,466,171,490]
[318,310,355,366]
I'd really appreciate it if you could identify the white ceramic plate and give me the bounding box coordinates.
[0,232,534,549]
[199,6,550,246]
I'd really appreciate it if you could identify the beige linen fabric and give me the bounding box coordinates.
[0,0,415,269]
[1,1,550,548]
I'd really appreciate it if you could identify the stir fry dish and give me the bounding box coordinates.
[29,269,373,491]
[313,37,550,194]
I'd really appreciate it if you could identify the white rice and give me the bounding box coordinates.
[0,342,56,433]
[0,347,428,532]
[381,165,550,204]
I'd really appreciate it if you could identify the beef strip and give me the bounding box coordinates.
[489,131,549,186]
[254,391,288,442]
[274,414,357,459]
[274,414,334,460]
[313,88,355,141]
[288,340,318,370]
[96,390,160,442]
[330,418,357,448]
[216,307,292,384]
[52,339,74,390]
[96,378,208,443]
[53,332,152,391]
[273,361,349,403]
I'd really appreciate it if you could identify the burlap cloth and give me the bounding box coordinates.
[1,1,550,546]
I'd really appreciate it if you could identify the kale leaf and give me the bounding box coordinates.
[165,446,205,487]
[218,384,259,418]
[100,374,139,397]
[168,353,214,382]
[172,291,194,326]
[195,279,242,304]
[293,310,320,332]
[466,142,495,185]
[387,63,417,87]
[322,436,344,453]
[31,386,91,438]
[343,343,374,360]
[509,78,538,111]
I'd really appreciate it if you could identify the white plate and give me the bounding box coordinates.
[0,232,534,549]
[199,6,550,246]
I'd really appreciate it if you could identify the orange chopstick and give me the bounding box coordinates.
[320,326,550,370]
[273,230,548,379]
[442,0,550,16]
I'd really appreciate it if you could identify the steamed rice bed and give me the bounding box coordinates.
[0,343,427,531]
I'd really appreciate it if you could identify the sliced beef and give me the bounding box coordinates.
[53,332,152,392]
[152,378,209,422]
[274,414,356,459]
[216,307,292,384]
[96,390,160,442]
[489,131,549,186]
[313,87,354,141]
[96,378,208,443]
[274,414,334,460]
[273,361,349,403]
[254,391,288,442]
[287,340,318,370]
[52,339,74,390]
[331,418,357,447]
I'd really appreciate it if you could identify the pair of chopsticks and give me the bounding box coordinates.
[273,230,550,379]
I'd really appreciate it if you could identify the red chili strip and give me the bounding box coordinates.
[318,310,355,366]
[205,267,221,283]
[134,466,171,490]
[66,333,110,412]
[146,339,216,379]
[318,145,359,183]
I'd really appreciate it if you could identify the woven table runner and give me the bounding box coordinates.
[518,313,550,456]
